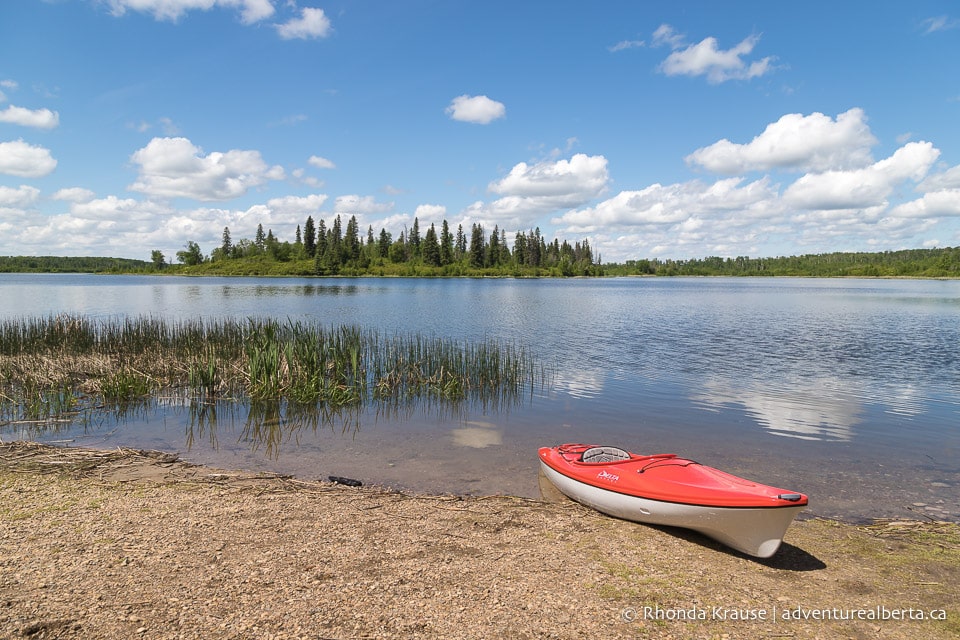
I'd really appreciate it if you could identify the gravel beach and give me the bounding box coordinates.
[1,442,957,639]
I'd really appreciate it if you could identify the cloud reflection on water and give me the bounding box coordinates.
[691,377,863,441]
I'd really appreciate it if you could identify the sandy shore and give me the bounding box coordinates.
[1,442,958,639]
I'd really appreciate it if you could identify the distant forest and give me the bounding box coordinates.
[1,213,959,278]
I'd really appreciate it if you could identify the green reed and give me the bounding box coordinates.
[0,315,548,421]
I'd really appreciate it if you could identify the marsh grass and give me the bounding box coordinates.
[0,315,548,426]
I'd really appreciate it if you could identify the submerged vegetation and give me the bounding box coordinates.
[0,316,548,429]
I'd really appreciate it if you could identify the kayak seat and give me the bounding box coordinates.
[580,446,631,463]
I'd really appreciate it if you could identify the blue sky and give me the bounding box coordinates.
[1,0,959,263]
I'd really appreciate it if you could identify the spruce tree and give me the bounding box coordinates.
[440,220,454,265]
[378,228,392,258]
[304,216,316,257]
[423,223,441,266]
[469,223,485,268]
[455,224,467,261]
[409,218,421,258]
[221,227,232,257]
[341,215,360,264]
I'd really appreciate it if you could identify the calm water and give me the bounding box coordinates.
[1,273,958,522]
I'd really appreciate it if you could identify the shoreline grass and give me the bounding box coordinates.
[0,315,549,426]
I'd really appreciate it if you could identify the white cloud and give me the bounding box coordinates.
[0,105,59,129]
[333,195,394,216]
[922,15,960,34]
[459,154,610,228]
[445,95,506,124]
[105,0,275,24]
[654,24,776,84]
[783,142,939,210]
[651,24,685,49]
[275,7,332,39]
[0,185,40,208]
[608,39,644,52]
[918,164,960,191]
[413,204,447,221]
[687,109,878,174]
[0,139,57,177]
[264,194,328,215]
[52,187,96,203]
[71,195,150,221]
[308,155,336,169]
[889,190,960,218]
[490,154,609,201]
[555,176,780,232]
[128,136,285,201]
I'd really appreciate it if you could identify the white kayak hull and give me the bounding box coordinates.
[540,460,805,558]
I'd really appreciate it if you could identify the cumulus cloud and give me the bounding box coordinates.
[0,185,40,208]
[275,7,332,39]
[446,95,506,124]
[263,194,328,215]
[105,0,275,24]
[687,109,878,174]
[333,195,394,216]
[653,24,776,84]
[459,154,610,229]
[554,176,780,232]
[783,142,939,210]
[889,190,960,218]
[918,164,960,191]
[52,187,96,203]
[490,154,609,201]
[128,137,285,201]
[308,155,336,169]
[0,105,60,129]
[0,139,57,177]
[413,204,447,221]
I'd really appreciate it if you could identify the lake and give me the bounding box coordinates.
[1,273,958,523]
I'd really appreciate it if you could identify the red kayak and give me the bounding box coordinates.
[539,443,808,557]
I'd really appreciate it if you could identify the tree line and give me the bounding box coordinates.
[3,233,958,279]
[156,214,602,277]
[606,247,960,278]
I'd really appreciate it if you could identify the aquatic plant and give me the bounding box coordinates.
[0,315,549,426]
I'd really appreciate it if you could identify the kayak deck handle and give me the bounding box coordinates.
[777,493,803,502]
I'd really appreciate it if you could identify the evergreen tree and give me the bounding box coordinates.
[513,231,527,266]
[409,218,421,258]
[295,225,302,245]
[323,215,343,272]
[469,223,485,268]
[499,228,511,264]
[488,225,501,267]
[304,216,316,257]
[255,224,266,252]
[315,219,328,261]
[455,224,467,261]
[221,227,232,257]
[378,228,392,258]
[440,220,454,266]
[344,215,361,262]
[423,223,441,266]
